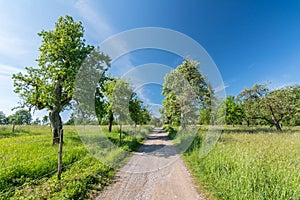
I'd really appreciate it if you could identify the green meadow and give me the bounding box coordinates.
[0,125,152,199]
[175,126,300,200]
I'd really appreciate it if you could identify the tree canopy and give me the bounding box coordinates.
[238,84,300,130]
[162,59,212,127]
[12,15,99,144]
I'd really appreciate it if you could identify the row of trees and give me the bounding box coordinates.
[218,84,300,130]
[11,15,151,144]
[161,60,300,131]
[0,111,50,126]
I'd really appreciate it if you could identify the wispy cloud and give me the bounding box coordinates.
[0,64,23,115]
[74,0,114,40]
[213,84,229,93]
[0,64,25,77]
[0,30,38,64]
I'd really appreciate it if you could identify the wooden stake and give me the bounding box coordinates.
[57,129,63,180]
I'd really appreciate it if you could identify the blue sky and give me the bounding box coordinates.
[0,0,300,121]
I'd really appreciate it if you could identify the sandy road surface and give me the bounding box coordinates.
[96,128,202,200]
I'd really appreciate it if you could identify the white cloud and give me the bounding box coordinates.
[0,64,25,76]
[74,0,114,40]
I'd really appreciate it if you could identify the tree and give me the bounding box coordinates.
[65,113,75,125]
[73,47,111,125]
[162,59,212,127]
[0,111,8,125]
[112,79,133,145]
[129,93,151,126]
[8,110,32,132]
[238,84,300,131]
[12,15,94,144]
[42,115,49,125]
[217,95,243,126]
[103,78,117,132]
[33,117,41,125]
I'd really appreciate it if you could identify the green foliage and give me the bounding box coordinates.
[184,126,300,200]
[42,115,49,125]
[8,110,32,125]
[32,117,41,125]
[0,111,8,125]
[162,59,212,126]
[12,15,93,112]
[239,84,300,130]
[217,95,243,126]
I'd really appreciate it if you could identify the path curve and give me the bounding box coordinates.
[96,128,202,200]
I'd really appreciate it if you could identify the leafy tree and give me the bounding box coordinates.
[129,94,143,126]
[42,115,49,125]
[73,47,111,124]
[140,107,151,125]
[0,111,8,125]
[238,84,300,131]
[8,110,32,132]
[33,117,41,125]
[112,79,133,145]
[103,78,117,132]
[129,93,151,126]
[12,15,94,144]
[151,117,162,127]
[217,95,243,126]
[162,59,212,127]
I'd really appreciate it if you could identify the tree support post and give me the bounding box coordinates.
[57,129,63,180]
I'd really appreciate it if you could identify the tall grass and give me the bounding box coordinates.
[181,126,300,200]
[0,125,153,199]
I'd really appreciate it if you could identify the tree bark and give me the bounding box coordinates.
[119,124,122,146]
[108,111,113,132]
[268,105,282,131]
[274,121,282,131]
[12,123,15,133]
[49,110,62,145]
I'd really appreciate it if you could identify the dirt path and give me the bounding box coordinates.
[96,128,202,200]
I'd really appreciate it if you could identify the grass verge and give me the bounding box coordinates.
[164,125,300,200]
[0,125,152,199]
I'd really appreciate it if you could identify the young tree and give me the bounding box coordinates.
[112,79,133,145]
[8,110,32,132]
[103,78,117,132]
[12,15,94,144]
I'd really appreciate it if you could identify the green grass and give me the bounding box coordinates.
[0,125,152,199]
[165,125,300,200]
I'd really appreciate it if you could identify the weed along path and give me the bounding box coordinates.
[96,128,202,200]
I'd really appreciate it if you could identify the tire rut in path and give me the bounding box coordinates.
[96,128,202,200]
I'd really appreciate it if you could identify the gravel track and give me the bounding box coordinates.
[96,128,202,200]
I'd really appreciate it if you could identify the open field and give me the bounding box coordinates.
[0,125,152,199]
[179,126,300,200]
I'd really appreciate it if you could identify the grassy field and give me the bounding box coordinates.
[0,125,152,199]
[174,126,300,200]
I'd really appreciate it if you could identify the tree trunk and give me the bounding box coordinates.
[12,123,15,133]
[246,120,250,127]
[108,112,113,132]
[274,121,282,131]
[49,110,62,145]
[119,124,122,146]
